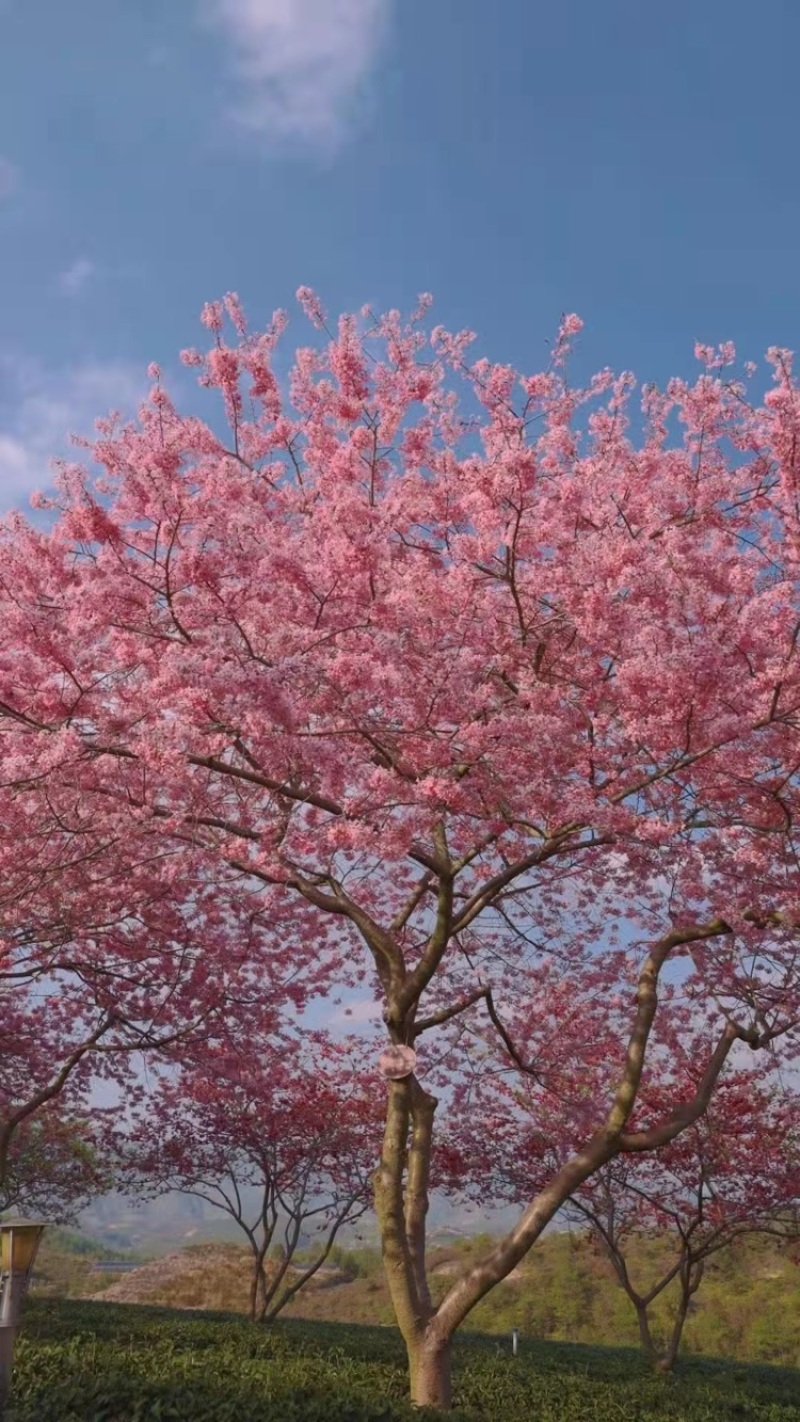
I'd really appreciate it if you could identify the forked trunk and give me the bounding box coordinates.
[632,1290,690,1373]
[375,1078,451,1404]
[375,1072,621,1408]
[653,1288,692,1373]
[653,1352,677,1375]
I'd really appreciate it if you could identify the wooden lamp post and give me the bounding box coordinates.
[0,1219,45,1418]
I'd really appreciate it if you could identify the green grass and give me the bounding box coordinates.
[8,1297,800,1421]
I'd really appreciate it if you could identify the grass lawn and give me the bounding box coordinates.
[7,1297,800,1420]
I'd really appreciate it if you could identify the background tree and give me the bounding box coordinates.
[3,293,800,1405]
[0,863,308,1197]
[118,1030,382,1322]
[566,1071,800,1371]
[0,1106,111,1222]
[437,1020,800,1370]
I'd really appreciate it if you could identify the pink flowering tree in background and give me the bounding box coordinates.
[0,1105,112,1222]
[564,1070,800,1372]
[117,1029,383,1322]
[0,978,120,1191]
[436,1011,800,1370]
[2,290,800,1404]
[0,872,306,1201]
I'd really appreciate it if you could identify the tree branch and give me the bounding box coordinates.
[413,986,489,1038]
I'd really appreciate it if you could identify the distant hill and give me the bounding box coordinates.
[76,1190,515,1254]
[34,1228,800,1368]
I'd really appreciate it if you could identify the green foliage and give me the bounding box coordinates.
[44,1228,139,1261]
[8,1298,800,1422]
[322,1244,379,1280]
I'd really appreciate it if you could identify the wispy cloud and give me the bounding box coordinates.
[0,359,143,508]
[198,0,389,149]
[0,157,18,200]
[58,257,96,297]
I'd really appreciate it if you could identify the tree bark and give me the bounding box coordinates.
[374,1077,456,1407]
[374,1079,430,1345]
[655,1271,696,1372]
[254,1261,268,1324]
[404,1080,437,1318]
[409,1332,453,1410]
[634,1301,659,1364]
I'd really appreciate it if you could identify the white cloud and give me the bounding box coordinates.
[0,157,17,200]
[0,359,143,509]
[58,257,96,297]
[199,0,389,148]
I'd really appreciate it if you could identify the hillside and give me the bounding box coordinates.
[34,1229,800,1368]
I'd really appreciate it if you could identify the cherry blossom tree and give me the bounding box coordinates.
[2,292,800,1404]
[117,1031,382,1322]
[437,1015,800,1370]
[0,873,305,1203]
[0,1105,111,1222]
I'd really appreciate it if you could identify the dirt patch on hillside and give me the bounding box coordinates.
[90,1245,248,1310]
[90,1245,353,1315]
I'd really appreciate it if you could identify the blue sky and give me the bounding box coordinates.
[1,0,799,509]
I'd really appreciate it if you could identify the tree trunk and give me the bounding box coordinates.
[377,1084,618,1408]
[375,1078,457,1405]
[374,1081,433,1336]
[655,1288,691,1373]
[251,1253,269,1324]
[409,1333,453,1411]
[634,1301,659,1365]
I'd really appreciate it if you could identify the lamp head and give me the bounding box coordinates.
[0,1220,46,1278]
